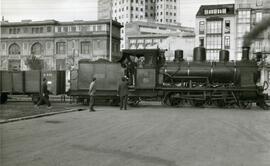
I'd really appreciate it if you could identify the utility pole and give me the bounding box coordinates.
[109,0,112,61]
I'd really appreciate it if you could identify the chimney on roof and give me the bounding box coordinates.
[2,16,4,21]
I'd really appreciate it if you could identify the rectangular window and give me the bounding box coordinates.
[63,26,68,32]
[199,37,204,47]
[81,41,91,54]
[224,36,230,49]
[71,26,76,32]
[199,21,205,34]
[206,35,222,49]
[254,40,262,52]
[238,10,251,23]
[256,12,262,23]
[206,50,219,61]
[206,21,222,34]
[23,28,28,33]
[56,42,66,54]
[47,27,52,32]
[97,25,102,31]
[58,27,62,32]
[225,20,230,34]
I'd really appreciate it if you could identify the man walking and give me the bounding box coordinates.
[89,77,97,112]
[35,78,51,109]
[118,77,128,110]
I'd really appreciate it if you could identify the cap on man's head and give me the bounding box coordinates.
[43,77,47,81]
[92,77,96,81]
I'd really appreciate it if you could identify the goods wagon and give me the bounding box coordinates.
[0,70,66,104]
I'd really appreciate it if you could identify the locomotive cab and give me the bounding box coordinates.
[120,49,166,102]
[120,49,165,89]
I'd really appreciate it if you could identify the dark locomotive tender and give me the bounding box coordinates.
[69,47,268,109]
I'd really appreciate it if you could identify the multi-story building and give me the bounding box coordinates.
[235,0,270,94]
[195,4,236,61]
[98,0,180,49]
[125,21,195,60]
[235,0,270,60]
[155,0,179,24]
[0,19,122,71]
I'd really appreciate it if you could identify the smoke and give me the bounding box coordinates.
[243,17,270,47]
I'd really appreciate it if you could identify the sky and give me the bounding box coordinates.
[1,0,235,27]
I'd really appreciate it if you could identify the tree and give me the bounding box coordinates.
[25,55,43,70]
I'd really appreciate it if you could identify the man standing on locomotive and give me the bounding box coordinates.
[89,77,97,112]
[118,76,129,110]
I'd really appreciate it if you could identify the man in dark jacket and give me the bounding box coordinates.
[35,78,51,109]
[89,77,97,112]
[118,77,128,110]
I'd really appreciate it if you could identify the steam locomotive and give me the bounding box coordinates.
[69,47,269,109]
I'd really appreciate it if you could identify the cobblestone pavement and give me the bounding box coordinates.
[1,103,270,166]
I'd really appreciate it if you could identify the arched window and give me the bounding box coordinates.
[31,42,43,55]
[9,43,20,55]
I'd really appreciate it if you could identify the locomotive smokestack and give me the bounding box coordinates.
[219,50,229,62]
[193,47,206,62]
[174,50,184,62]
[256,52,262,62]
[242,47,250,61]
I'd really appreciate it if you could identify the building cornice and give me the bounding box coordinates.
[1,19,123,28]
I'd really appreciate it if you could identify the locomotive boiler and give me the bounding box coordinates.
[162,47,257,87]
[158,47,267,109]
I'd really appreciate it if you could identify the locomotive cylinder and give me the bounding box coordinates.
[193,47,206,62]
[242,47,250,61]
[219,50,229,62]
[174,50,184,62]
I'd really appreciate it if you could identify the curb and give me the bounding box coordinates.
[0,108,86,124]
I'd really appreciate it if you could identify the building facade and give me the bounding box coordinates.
[235,0,270,60]
[235,0,270,94]
[155,0,179,24]
[0,19,122,71]
[98,0,180,49]
[195,4,236,61]
[125,21,195,60]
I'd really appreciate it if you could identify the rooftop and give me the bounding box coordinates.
[196,4,235,17]
[1,19,122,28]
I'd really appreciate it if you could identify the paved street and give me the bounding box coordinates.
[0,101,84,120]
[1,104,270,166]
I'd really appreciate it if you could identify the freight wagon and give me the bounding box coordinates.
[0,70,66,104]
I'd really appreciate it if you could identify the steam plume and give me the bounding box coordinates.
[243,17,270,47]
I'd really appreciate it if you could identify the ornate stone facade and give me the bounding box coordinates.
[0,19,122,71]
